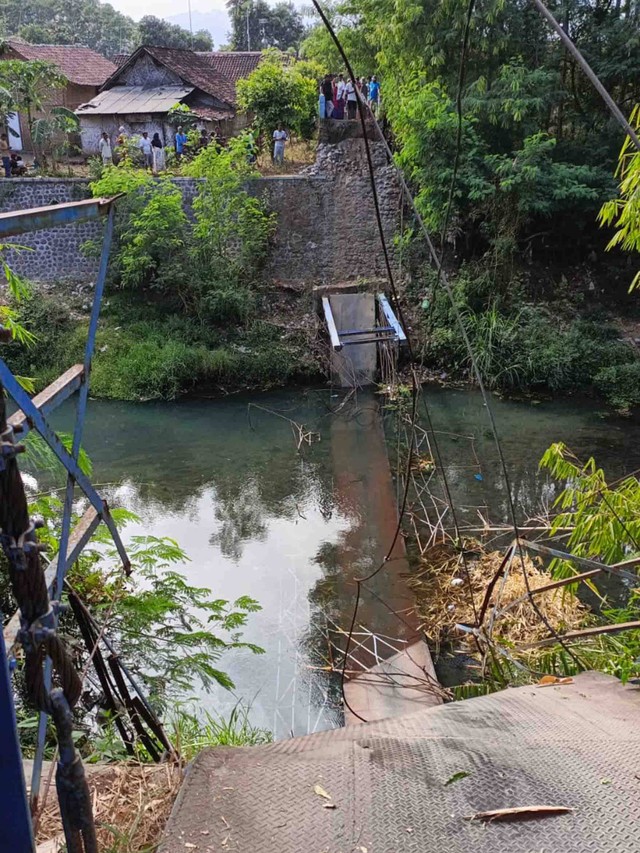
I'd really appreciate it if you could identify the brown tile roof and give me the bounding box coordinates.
[192,106,237,122]
[4,39,117,87]
[106,46,237,107]
[197,52,262,88]
[112,54,130,67]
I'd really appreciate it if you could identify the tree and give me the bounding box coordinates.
[598,105,640,291]
[226,0,305,51]
[327,0,639,257]
[236,51,319,140]
[137,15,213,51]
[0,59,78,166]
[0,0,138,57]
[300,3,377,74]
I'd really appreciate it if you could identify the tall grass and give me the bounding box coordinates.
[168,702,272,760]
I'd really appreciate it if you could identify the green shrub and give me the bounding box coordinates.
[595,362,640,411]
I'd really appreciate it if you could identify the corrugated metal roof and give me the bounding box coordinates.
[76,85,193,116]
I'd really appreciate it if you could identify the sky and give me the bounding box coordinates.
[108,1,228,19]
[105,1,294,48]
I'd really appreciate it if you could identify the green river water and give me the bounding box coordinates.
[46,386,640,739]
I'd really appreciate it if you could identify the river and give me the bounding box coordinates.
[46,386,640,739]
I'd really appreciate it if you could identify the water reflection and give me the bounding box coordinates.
[43,387,640,739]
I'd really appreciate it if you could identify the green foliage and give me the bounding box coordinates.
[300,2,378,75]
[539,442,640,577]
[394,78,609,246]
[186,137,274,272]
[166,102,199,131]
[1,0,138,56]
[422,263,640,404]
[88,533,263,705]
[0,248,38,391]
[599,104,640,291]
[168,702,272,760]
[90,166,188,293]
[0,59,67,118]
[0,59,80,166]
[4,287,320,402]
[120,180,190,292]
[89,142,274,330]
[137,14,212,50]
[594,362,640,412]
[236,51,319,141]
[331,0,639,256]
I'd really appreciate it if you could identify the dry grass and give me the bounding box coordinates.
[36,762,182,853]
[408,544,589,650]
[257,138,317,175]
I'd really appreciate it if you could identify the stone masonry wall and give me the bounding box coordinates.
[0,179,101,281]
[0,125,400,285]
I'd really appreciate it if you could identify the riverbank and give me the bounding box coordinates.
[6,283,324,400]
[7,265,640,409]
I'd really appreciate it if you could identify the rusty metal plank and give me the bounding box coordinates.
[0,197,116,238]
[3,506,101,656]
[521,539,639,583]
[8,364,84,440]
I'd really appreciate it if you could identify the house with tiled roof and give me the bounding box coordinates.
[0,38,117,152]
[76,45,260,155]
[198,52,263,94]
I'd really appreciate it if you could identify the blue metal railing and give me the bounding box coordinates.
[0,196,129,851]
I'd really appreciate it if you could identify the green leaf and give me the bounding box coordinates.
[445,770,472,786]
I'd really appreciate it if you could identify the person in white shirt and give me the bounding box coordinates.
[99,131,113,166]
[272,124,288,165]
[138,131,153,168]
[344,79,358,120]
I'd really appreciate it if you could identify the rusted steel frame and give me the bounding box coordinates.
[107,656,162,762]
[3,507,101,655]
[521,619,640,650]
[0,197,115,239]
[67,591,136,756]
[521,539,639,584]
[8,364,84,441]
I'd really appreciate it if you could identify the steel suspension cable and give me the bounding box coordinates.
[530,0,640,151]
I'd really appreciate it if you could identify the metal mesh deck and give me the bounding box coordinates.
[160,672,640,852]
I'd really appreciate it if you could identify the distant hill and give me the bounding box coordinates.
[166,9,230,49]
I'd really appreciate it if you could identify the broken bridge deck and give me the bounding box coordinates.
[160,671,640,853]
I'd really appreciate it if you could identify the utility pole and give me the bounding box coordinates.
[246,1,251,50]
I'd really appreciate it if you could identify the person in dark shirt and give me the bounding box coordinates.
[321,74,334,118]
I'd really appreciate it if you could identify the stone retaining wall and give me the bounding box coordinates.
[0,178,100,282]
[0,131,400,284]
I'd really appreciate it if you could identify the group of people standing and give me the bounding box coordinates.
[320,74,381,120]
[98,124,219,173]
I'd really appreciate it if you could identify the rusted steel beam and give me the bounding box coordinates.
[8,364,84,440]
[521,539,639,583]
[3,506,100,655]
[0,197,116,238]
[521,619,640,649]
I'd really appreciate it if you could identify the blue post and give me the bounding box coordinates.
[0,622,35,852]
[31,207,116,806]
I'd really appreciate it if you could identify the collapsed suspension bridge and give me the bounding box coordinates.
[2,0,640,846]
